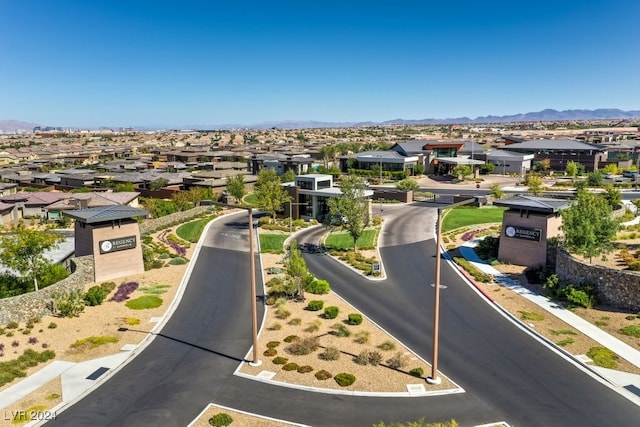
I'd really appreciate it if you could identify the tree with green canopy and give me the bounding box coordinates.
[561,188,619,263]
[327,175,369,252]
[0,222,65,292]
[255,168,291,220]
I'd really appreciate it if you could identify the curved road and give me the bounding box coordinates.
[48,208,639,426]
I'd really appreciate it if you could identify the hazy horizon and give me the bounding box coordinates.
[1,1,639,128]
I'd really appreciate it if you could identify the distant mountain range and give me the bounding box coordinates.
[2,108,640,132]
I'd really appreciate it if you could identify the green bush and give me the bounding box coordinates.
[283,335,299,343]
[331,324,351,337]
[354,331,370,344]
[282,362,300,371]
[125,295,163,310]
[84,285,108,306]
[315,370,332,380]
[409,367,424,377]
[587,346,618,369]
[167,257,187,265]
[266,341,280,348]
[208,413,233,427]
[6,321,18,329]
[272,356,288,365]
[53,291,85,317]
[324,306,339,319]
[334,373,356,387]
[306,300,324,311]
[347,313,363,325]
[263,348,277,357]
[306,279,331,294]
[100,281,117,294]
[620,325,640,338]
[297,365,313,373]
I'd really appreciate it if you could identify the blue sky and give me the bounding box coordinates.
[1,0,639,128]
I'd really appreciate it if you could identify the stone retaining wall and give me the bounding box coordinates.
[139,206,212,234]
[0,256,94,325]
[555,249,640,312]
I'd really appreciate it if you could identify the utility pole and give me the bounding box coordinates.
[247,209,261,366]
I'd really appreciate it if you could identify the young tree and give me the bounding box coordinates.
[535,159,551,173]
[0,223,64,292]
[561,188,619,263]
[226,174,246,203]
[489,183,504,199]
[452,164,472,179]
[525,174,544,196]
[327,176,369,252]
[284,240,310,300]
[602,184,622,209]
[565,160,579,177]
[395,178,419,191]
[255,168,291,220]
[280,169,296,183]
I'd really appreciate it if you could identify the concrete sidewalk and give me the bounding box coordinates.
[459,240,640,396]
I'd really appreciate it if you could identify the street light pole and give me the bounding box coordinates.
[247,208,261,366]
[427,207,443,385]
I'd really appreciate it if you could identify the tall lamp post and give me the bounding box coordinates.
[247,208,261,366]
[427,199,474,385]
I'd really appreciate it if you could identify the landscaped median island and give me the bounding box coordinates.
[239,244,457,394]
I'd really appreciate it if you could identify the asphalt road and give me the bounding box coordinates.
[47,208,640,426]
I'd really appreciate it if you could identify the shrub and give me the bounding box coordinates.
[168,257,187,265]
[124,317,140,325]
[284,335,299,343]
[378,341,396,351]
[354,350,371,365]
[288,318,302,326]
[287,336,319,356]
[315,370,332,380]
[53,291,85,317]
[125,296,163,310]
[272,356,288,365]
[263,348,277,357]
[267,323,282,331]
[620,325,640,338]
[354,331,370,344]
[282,362,300,371]
[556,338,575,347]
[22,329,31,335]
[6,322,18,329]
[47,322,57,329]
[318,346,340,361]
[332,323,351,338]
[587,346,618,369]
[347,313,363,325]
[386,352,409,369]
[409,367,424,378]
[518,311,544,321]
[275,308,291,320]
[28,337,38,345]
[306,279,331,295]
[368,351,383,366]
[266,341,281,348]
[100,281,117,294]
[110,282,139,302]
[563,286,595,308]
[334,373,356,387]
[208,413,233,427]
[84,285,109,306]
[324,306,339,319]
[297,365,313,373]
[304,320,321,333]
[70,336,118,349]
[306,300,324,311]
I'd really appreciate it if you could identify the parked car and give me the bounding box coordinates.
[622,170,638,178]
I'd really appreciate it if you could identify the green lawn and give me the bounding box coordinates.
[260,233,288,253]
[325,228,377,250]
[243,193,259,207]
[442,206,506,233]
[176,215,216,243]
